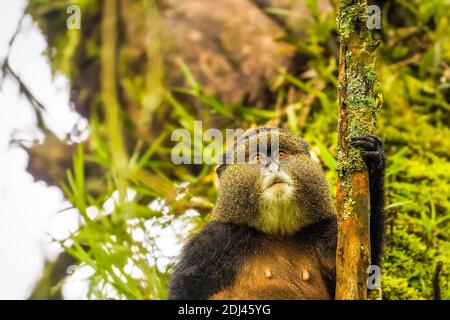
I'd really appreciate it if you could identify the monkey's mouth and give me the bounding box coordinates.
[268,178,288,187]
[262,173,293,191]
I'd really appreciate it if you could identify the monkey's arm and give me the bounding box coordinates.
[168,222,260,300]
[351,135,385,267]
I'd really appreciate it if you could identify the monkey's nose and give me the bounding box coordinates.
[264,161,280,174]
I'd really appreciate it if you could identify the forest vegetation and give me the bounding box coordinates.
[2,0,449,299]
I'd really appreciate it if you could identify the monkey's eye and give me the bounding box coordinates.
[278,150,288,160]
[249,152,266,164]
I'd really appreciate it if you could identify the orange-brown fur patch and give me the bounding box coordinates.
[210,237,332,300]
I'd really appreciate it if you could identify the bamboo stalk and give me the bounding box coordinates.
[101,0,128,168]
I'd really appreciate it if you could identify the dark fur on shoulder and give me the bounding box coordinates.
[168,222,262,300]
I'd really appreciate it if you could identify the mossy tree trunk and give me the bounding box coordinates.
[335,0,379,300]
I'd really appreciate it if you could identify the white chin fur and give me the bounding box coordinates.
[257,183,306,236]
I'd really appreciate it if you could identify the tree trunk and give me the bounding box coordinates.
[335,0,379,300]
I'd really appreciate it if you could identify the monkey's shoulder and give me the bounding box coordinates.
[168,221,262,300]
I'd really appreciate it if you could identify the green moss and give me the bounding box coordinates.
[337,5,378,176]
[337,0,369,41]
[382,275,424,300]
[382,226,450,299]
[345,60,377,139]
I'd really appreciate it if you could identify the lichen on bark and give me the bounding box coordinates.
[335,0,380,300]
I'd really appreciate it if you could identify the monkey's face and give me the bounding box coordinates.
[212,128,335,236]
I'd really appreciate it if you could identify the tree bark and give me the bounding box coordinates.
[335,0,379,300]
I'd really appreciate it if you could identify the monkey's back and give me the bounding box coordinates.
[168,218,337,300]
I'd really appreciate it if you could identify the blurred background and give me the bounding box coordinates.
[0,0,449,300]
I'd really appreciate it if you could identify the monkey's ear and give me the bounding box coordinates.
[309,150,321,163]
[215,164,226,176]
